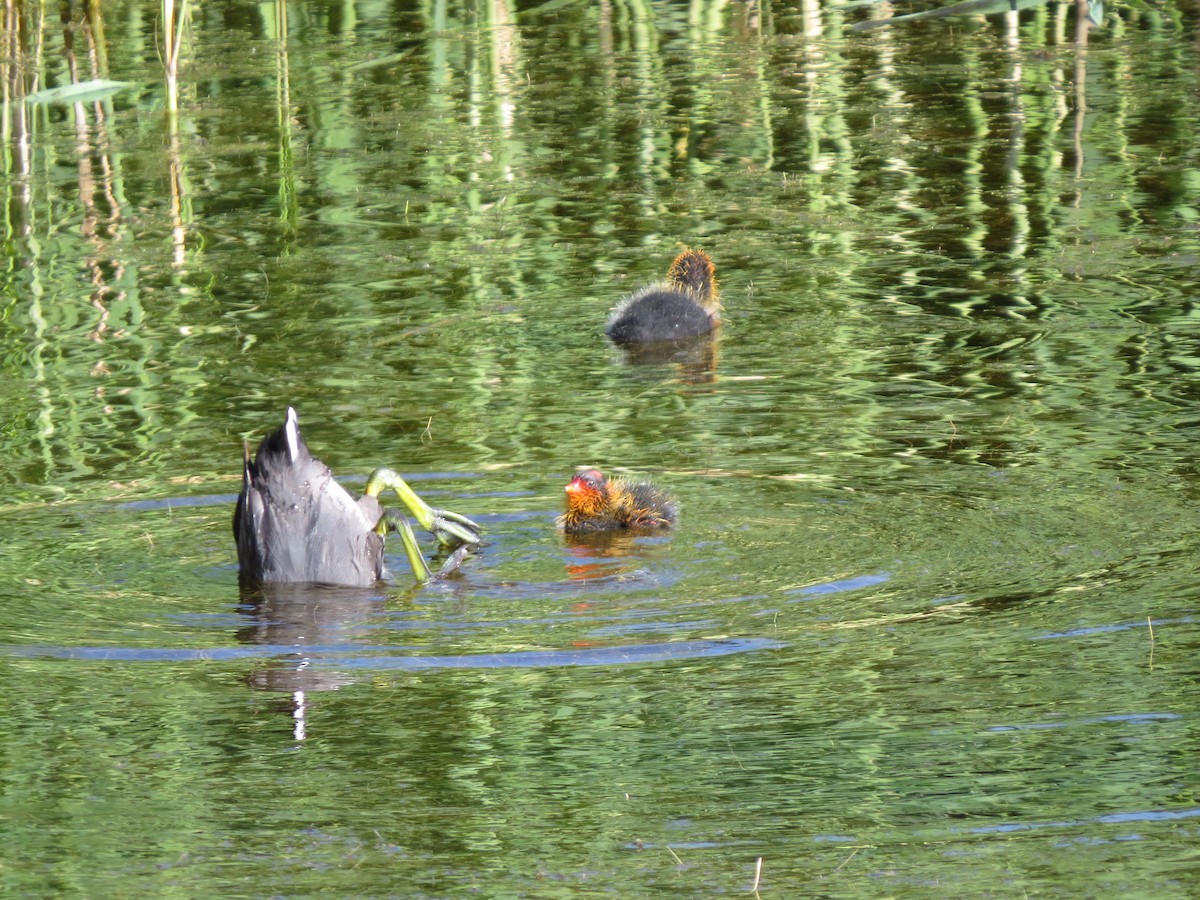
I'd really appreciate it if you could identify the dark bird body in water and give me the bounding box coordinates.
[557,468,679,533]
[234,408,480,586]
[605,249,720,344]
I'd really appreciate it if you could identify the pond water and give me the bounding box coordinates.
[3,0,1200,895]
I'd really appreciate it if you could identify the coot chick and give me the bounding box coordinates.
[605,249,720,344]
[557,468,679,533]
[234,408,481,586]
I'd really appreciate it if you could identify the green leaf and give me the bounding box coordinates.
[25,79,133,105]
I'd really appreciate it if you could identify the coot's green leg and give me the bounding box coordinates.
[380,513,475,582]
[380,515,432,583]
[365,467,482,549]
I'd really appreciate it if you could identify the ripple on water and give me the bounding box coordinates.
[0,636,785,668]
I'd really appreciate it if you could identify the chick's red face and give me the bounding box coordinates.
[565,469,609,514]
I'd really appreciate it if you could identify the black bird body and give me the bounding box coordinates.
[605,249,721,345]
[605,289,716,344]
[234,408,386,586]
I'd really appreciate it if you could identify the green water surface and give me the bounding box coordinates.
[2,1,1199,896]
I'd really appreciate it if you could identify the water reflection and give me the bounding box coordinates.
[237,581,387,741]
[612,333,721,385]
[561,530,675,583]
[237,581,385,692]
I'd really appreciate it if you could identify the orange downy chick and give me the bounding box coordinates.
[558,468,679,533]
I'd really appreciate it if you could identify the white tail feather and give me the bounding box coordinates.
[285,407,301,463]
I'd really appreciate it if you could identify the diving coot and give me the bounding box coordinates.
[234,408,480,585]
[605,249,720,344]
[557,467,679,533]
